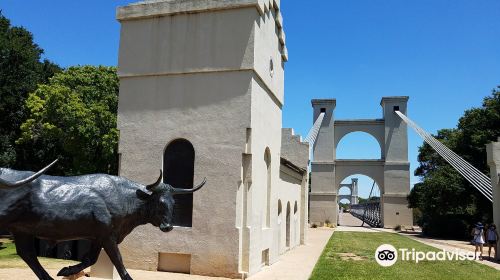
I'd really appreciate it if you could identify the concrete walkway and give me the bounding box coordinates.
[336,212,500,271]
[0,268,231,280]
[336,212,378,232]
[248,228,333,280]
[0,228,334,280]
[400,232,500,270]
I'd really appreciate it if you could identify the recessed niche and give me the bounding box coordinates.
[269,58,274,77]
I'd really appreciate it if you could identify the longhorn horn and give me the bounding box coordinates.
[172,178,207,195]
[146,170,163,191]
[0,159,58,189]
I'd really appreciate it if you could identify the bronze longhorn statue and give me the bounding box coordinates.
[0,160,206,280]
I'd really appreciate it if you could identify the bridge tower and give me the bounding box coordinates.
[309,99,337,224]
[337,178,358,205]
[487,138,500,259]
[309,97,413,228]
[351,178,359,204]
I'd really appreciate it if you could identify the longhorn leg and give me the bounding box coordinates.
[102,237,133,280]
[57,241,101,276]
[14,233,54,280]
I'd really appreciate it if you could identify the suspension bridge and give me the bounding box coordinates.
[305,100,493,228]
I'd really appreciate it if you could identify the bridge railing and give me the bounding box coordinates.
[350,201,381,228]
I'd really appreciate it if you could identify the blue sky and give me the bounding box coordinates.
[2,1,499,198]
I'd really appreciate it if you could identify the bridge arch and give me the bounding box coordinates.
[338,198,351,204]
[334,120,385,159]
[338,185,352,195]
[335,164,384,194]
[336,131,383,159]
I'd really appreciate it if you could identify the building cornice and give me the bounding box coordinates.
[280,157,306,176]
[380,96,409,106]
[117,0,287,62]
[311,99,336,107]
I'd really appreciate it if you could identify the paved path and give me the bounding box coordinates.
[248,228,333,280]
[0,228,334,280]
[337,213,500,270]
[336,212,378,232]
[0,268,232,280]
[400,232,500,270]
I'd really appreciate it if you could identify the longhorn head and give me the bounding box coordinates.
[145,170,206,194]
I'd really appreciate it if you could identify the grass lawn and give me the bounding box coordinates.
[0,238,77,269]
[310,232,500,280]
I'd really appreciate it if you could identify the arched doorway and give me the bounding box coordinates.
[286,202,291,248]
[164,139,195,227]
[339,174,381,227]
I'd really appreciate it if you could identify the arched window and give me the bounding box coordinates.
[278,200,282,216]
[164,139,195,227]
[294,201,298,215]
[264,148,271,228]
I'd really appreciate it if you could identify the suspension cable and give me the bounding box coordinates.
[395,111,492,202]
[305,112,325,145]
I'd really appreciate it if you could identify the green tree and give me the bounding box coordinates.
[17,66,119,175]
[409,86,500,238]
[0,12,61,166]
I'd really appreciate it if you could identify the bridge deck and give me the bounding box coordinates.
[337,212,377,232]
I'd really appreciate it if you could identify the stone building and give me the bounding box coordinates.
[108,0,309,278]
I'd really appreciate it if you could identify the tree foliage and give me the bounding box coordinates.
[0,12,61,167]
[409,86,500,238]
[17,66,119,175]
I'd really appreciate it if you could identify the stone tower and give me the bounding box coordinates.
[110,0,290,278]
[487,138,500,258]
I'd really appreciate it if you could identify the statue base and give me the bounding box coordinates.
[89,250,119,279]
